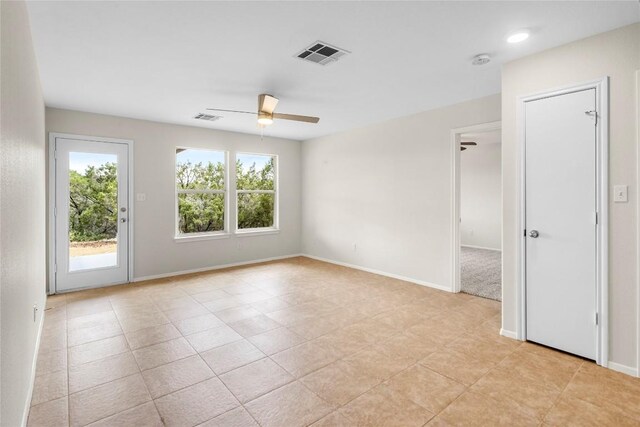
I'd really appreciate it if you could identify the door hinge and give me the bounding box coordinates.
[594,212,598,225]
[595,312,599,325]
[523,229,526,237]
[54,207,57,217]
[53,263,57,273]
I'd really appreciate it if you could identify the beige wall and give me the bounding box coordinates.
[461,142,502,250]
[302,94,501,288]
[0,1,47,425]
[46,109,302,280]
[502,23,640,369]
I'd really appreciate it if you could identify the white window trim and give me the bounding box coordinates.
[174,147,229,239]
[234,152,279,234]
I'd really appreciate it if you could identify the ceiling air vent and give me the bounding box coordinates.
[193,113,221,122]
[296,41,349,66]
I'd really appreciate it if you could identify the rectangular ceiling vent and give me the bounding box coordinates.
[296,41,349,66]
[193,113,221,122]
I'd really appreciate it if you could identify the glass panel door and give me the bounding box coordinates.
[54,137,129,292]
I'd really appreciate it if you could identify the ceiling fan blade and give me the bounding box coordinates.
[460,141,477,146]
[460,147,467,151]
[206,108,257,115]
[273,113,320,123]
[259,94,279,114]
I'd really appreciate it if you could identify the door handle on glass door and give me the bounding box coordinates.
[529,230,539,238]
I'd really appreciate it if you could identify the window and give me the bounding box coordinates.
[176,148,227,236]
[236,153,277,231]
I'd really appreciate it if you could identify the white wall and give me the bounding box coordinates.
[0,1,47,425]
[502,23,640,370]
[301,94,501,289]
[46,109,302,281]
[460,142,502,250]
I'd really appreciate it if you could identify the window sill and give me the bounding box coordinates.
[174,233,231,243]
[235,228,280,237]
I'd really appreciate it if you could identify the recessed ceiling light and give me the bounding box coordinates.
[507,31,530,44]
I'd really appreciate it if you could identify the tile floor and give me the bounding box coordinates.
[28,257,640,427]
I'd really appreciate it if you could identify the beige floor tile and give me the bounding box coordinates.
[373,309,427,331]
[203,296,243,312]
[244,381,333,427]
[421,346,496,386]
[31,369,68,406]
[341,346,413,382]
[116,309,170,332]
[39,327,68,353]
[228,314,282,337]
[301,360,380,406]
[69,373,151,427]
[220,357,294,403]
[433,390,538,426]
[563,363,640,421]
[215,305,262,323]
[66,299,113,319]
[68,335,129,367]
[339,384,434,427]
[385,364,466,413]
[163,304,210,323]
[133,337,196,370]
[155,377,239,427]
[142,354,213,398]
[197,406,258,427]
[173,313,225,336]
[68,319,123,347]
[67,310,118,331]
[271,341,341,378]
[310,411,352,427]
[125,323,181,350]
[191,289,231,304]
[86,401,163,427]
[248,327,306,355]
[69,351,139,393]
[28,396,68,427]
[35,348,67,377]
[287,316,342,340]
[249,296,290,314]
[184,325,243,352]
[543,395,639,426]
[201,339,266,375]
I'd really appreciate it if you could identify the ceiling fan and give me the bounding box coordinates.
[460,141,477,151]
[207,94,319,127]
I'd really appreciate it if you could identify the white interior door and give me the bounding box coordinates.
[54,137,129,292]
[525,88,597,360]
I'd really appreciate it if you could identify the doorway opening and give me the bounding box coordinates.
[451,121,501,300]
[49,133,134,293]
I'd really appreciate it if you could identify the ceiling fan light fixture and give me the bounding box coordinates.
[257,112,273,126]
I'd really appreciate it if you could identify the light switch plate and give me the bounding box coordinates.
[613,185,628,203]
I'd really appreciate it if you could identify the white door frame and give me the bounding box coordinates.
[516,77,609,366]
[636,70,640,376]
[48,132,135,294]
[450,121,502,293]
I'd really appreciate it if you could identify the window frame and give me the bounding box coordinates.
[174,147,229,241]
[234,152,279,235]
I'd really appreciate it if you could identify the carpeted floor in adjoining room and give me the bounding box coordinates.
[461,246,502,301]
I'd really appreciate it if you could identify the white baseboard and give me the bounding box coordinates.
[461,244,502,252]
[133,253,303,282]
[301,253,452,293]
[21,305,45,426]
[608,361,639,378]
[500,328,518,340]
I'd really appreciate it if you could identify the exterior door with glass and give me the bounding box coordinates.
[53,136,130,292]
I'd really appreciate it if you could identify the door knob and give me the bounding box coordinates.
[529,230,539,238]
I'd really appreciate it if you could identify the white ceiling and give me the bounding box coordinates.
[26,1,639,141]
